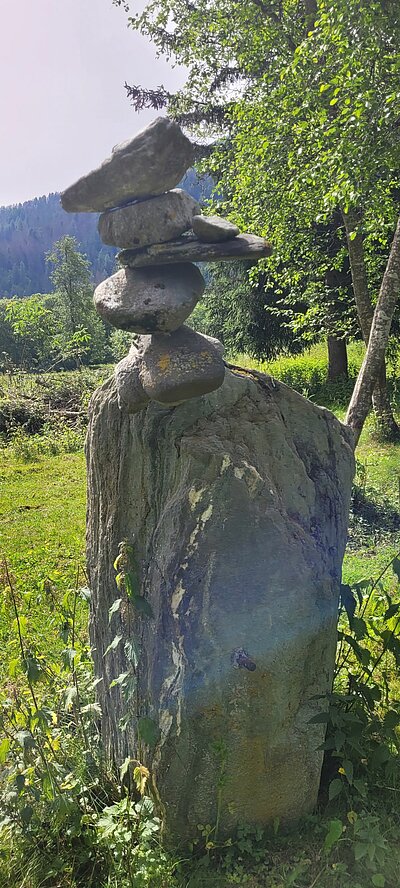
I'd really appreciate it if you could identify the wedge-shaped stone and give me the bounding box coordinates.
[98,189,200,249]
[192,214,240,242]
[118,233,273,268]
[138,326,225,405]
[93,264,205,333]
[202,334,224,356]
[115,346,150,414]
[61,118,194,213]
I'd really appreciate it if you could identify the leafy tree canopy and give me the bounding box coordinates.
[45,236,107,367]
[117,0,399,337]
[116,0,400,437]
[0,238,116,371]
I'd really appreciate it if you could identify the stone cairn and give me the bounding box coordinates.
[61,117,272,410]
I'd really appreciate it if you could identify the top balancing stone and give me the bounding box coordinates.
[60,117,194,213]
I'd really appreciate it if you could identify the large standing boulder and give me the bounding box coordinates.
[86,366,354,843]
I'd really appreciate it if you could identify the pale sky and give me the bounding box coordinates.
[0,0,185,206]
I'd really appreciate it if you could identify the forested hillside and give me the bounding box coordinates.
[0,170,209,297]
[0,194,116,297]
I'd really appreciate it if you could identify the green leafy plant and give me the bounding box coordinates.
[314,555,400,803]
[107,540,157,742]
[93,761,175,887]
[0,560,172,888]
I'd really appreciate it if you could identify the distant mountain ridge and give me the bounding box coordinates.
[0,193,117,297]
[0,170,211,297]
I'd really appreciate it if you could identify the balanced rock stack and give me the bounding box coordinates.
[61,117,272,410]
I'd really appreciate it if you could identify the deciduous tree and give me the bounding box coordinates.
[116,0,400,440]
[46,236,107,366]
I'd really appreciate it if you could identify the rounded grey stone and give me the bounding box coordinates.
[93,264,205,334]
[61,117,194,213]
[98,189,200,249]
[192,214,240,242]
[138,326,225,405]
[115,346,150,414]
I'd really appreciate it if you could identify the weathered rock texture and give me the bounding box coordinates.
[118,233,273,268]
[98,189,200,249]
[86,367,354,843]
[192,214,240,242]
[202,334,225,356]
[138,326,225,404]
[114,346,150,414]
[61,118,194,213]
[93,264,205,333]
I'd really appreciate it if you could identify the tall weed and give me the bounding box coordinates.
[0,564,173,888]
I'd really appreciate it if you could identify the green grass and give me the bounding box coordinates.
[344,434,400,585]
[0,451,86,591]
[233,341,366,405]
[0,449,87,692]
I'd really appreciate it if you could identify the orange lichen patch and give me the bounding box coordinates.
[157,354,171,371]
[200,351,213,362]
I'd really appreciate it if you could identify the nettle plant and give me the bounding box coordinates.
[0,563,104,884]
[108,539,159,748]
[309,555,400,882]
[324,554,400,797]
[0,557,171,888]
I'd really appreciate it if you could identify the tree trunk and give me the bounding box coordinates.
[369,363,400,442]
[342,209,399,441]
[342,210,372,337]
[346,215,400,444]
[86,367,355,842]
[303,0,317,32]
[327,336,348,381]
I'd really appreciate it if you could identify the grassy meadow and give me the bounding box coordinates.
[0,345,400,887]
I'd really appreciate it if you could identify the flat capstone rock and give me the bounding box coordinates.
[118,233,273,268]
[61,117,194,213]
[192,214,240,242]
[138,326,225,405]
[93,263,205,334]
[115,346,150,414]
[98,189,200,250]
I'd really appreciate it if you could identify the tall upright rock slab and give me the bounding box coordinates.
[86,367,354,842]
